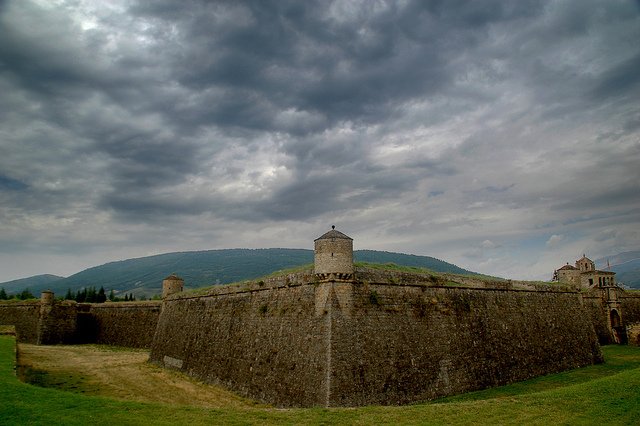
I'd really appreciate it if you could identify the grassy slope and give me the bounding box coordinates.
[2,337,640,425]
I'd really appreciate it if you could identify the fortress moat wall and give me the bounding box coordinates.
[150,274,327,407]
[0,302,40,343]
[149,268,602,407]
[328,280,601,406]
[77,302,161,348]
[582,296,615,345]
[621,294,640,324]
[0,299,160,347]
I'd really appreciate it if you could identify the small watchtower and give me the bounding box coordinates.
[314,226,354,281]
[40,290,55,305]
[162,274,184,299]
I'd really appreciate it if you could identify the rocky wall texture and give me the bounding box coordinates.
[0,300,161,347]
[150,278,328,407]
[582,296,614,345]
[0,302,40,343]
[329,281,602,406]
[150,271,603,407]
[621,294,640,324]
[78,302,161,348]
[37,301,78,345]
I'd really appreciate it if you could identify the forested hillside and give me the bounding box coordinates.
[0,249,473,298]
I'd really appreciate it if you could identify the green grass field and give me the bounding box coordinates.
[1,336,640,425]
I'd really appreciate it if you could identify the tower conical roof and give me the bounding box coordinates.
[314,227,352,241]
[164,274,183,281]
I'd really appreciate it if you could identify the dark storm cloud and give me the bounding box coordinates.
[591,53,640,101]
[253,165,420,221]
[125,0,546,130]
[0,175,28,191]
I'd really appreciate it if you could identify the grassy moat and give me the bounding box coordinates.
[1,336,639,425]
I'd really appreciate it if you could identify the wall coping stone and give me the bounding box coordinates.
[169,267,580,303]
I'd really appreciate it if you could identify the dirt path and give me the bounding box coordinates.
[17,343,261,408]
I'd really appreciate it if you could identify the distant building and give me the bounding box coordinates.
[554,254,623,343]
[553,254,616,290]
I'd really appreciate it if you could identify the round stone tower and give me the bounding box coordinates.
[314,226,354,281]
[40,290,55,305]
[162,274,184,299]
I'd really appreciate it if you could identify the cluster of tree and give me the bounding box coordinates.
[122,293,137,301]
[64,287,107,303]
[0,288,36,300]
[0,286,151,303]
[61,287,141,303]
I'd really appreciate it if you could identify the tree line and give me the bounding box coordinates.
[0,286,145,302]
[0,288,35,300]
[64,287,140,302]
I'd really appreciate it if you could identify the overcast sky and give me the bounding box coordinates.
[1,0,639,282]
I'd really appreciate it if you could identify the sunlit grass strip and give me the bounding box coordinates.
[1,335,640,425]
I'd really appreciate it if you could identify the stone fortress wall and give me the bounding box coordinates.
[148,267,605,407]
[0,298,161,347]
[0,301,40,343]
[76,302,161,348]
[1,227,640,407]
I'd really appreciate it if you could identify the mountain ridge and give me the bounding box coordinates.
[4,249,638,298]
[0,248,474,298]
[0,274,65,293]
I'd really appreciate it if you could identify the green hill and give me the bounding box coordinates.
[0,274,64,295]
[0,249,474,298]
[354,250,472,274]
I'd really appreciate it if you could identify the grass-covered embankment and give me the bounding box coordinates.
[1,335,640,425]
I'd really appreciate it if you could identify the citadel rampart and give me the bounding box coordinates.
[621,293,640,324]
[581,291,640,345]
[0,299,160,348]
[149,268,603,407]
[77,302,161,348]
[0,301,40,343]
[331,271,601,406]
[150,272,328,406]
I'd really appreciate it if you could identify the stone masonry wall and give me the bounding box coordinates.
[150,274,328,407]
[621,293,640,324]
[582,296,614,345]
[0,300,161,347]
[150,270,603,407]
[78,302,161,348]
[37,301,78,345]
[329,281,602,406]
[0,302,40,343]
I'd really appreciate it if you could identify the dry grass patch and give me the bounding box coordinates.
[17,343,259,409]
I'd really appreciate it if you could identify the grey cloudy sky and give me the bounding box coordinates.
[1,0,639,282]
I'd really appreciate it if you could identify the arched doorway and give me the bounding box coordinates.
[610,309,621,328]
[610,309,627,344]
